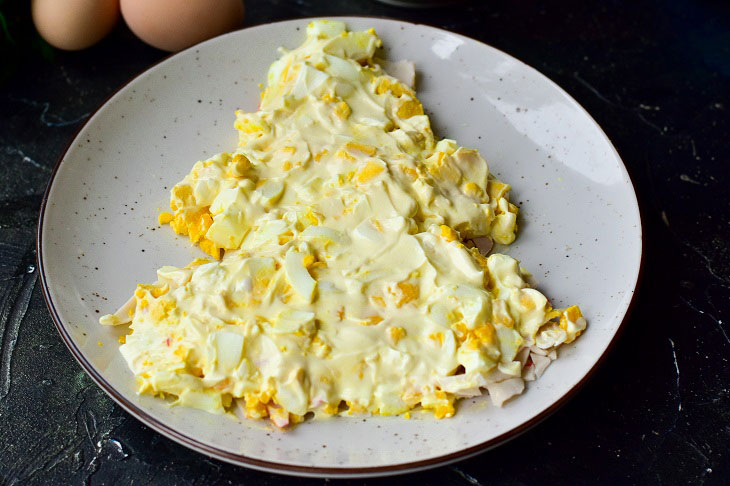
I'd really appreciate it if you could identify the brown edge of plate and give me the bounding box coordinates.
[35,16,646,478]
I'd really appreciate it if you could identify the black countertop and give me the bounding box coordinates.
[1,0,728,484]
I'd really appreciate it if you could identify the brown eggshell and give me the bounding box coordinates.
[121,0,244,52]
[32,0,120,51]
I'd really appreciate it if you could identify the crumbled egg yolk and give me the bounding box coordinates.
[100,20,585,429]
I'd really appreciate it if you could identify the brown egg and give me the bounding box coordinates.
[121,0,244,52]
[32,0,120,51]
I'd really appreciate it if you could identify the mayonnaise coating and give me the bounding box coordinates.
[101,20,585,428]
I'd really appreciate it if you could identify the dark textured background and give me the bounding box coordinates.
[1,0,729,484]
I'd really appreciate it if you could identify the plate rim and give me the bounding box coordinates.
[36,15,645,478]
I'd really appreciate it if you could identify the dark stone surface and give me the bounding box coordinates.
[1,0,728,484]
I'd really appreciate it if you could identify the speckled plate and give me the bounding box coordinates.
[37,17,642,478]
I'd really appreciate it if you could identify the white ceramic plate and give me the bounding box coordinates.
[38,17,642,478]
